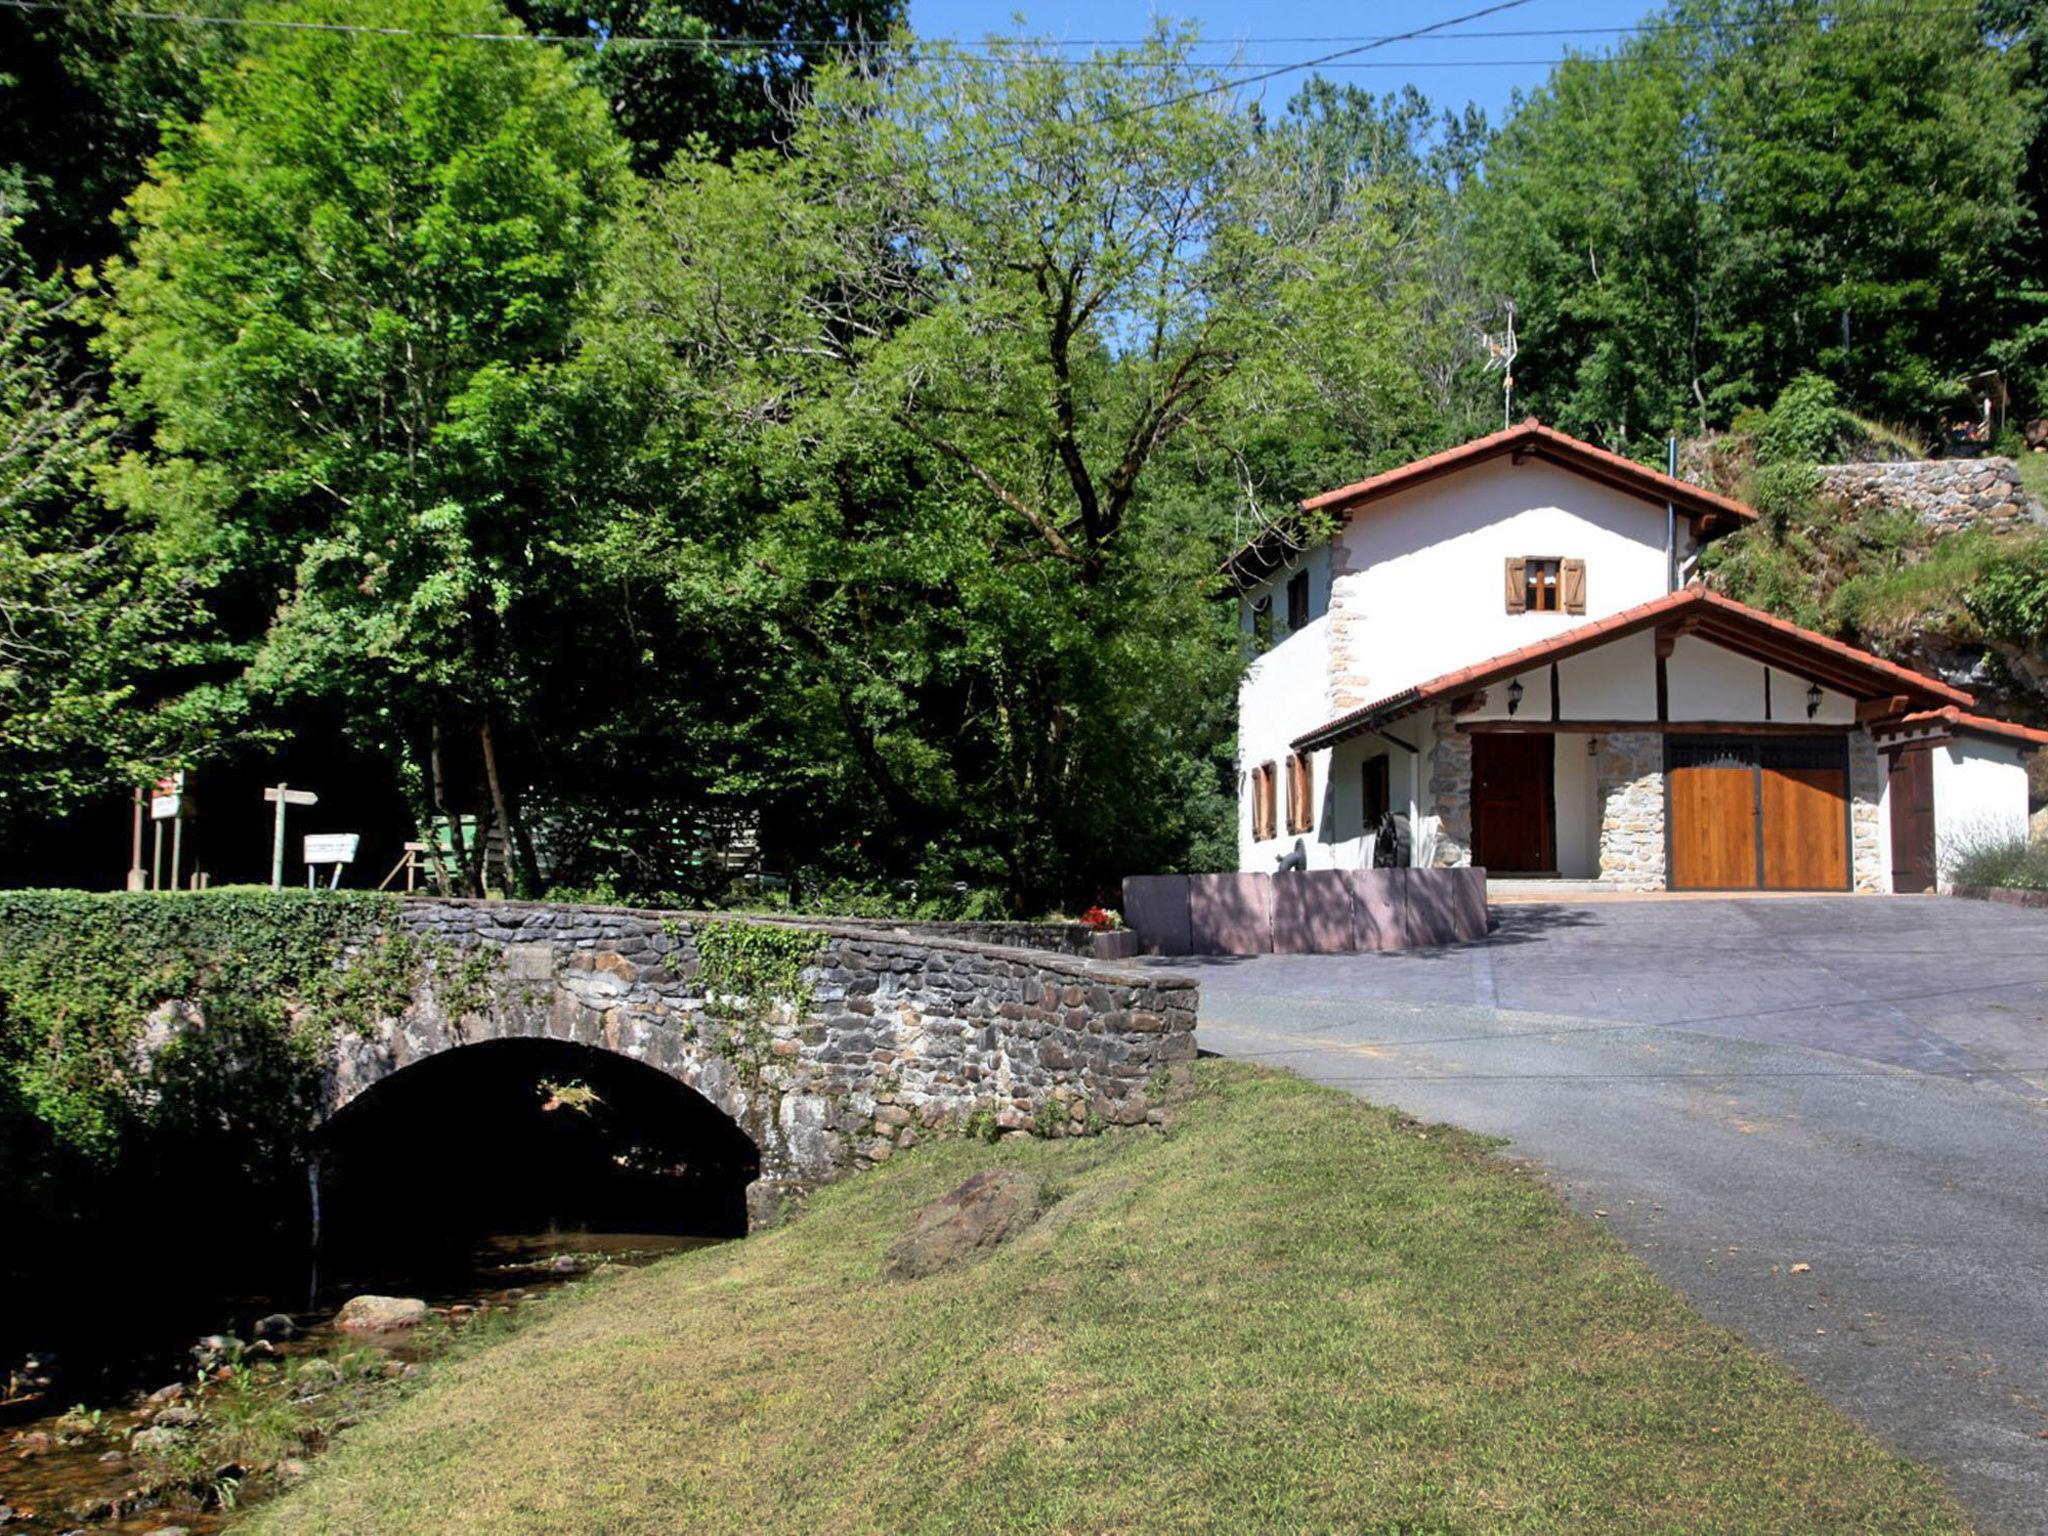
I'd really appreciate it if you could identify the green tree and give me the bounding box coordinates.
[508,0,903,173]
[584,32,1343,905]
[1473,0,2035,443]
[99,0,628,894]
[0,213,224,844]
[0,0,241,272]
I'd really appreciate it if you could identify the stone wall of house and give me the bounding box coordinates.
[1425,729,1474,866]
[1849,730,1886,892]
[352,900,1198,1223]
[1817,458,2042,535]
[1596,732,1666,888]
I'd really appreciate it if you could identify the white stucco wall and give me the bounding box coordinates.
[1455,634,1855,727]
[1325,457,1694,705]
[1553,734,1601,877]
[1933,737,2032,885]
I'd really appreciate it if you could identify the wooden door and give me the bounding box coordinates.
[1471,733,1555,873]
[1762,767,1849,889]
[1669,747,1758,889]
[1888,745,1936,893]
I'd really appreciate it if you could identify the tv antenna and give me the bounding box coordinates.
[1481,301,1518,428]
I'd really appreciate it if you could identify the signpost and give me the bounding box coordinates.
[265,784,319,890]
[147,773,184,891]
[302,832,360,889]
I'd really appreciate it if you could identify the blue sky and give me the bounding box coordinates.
[904,0,1657,125]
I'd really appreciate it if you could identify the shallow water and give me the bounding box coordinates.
[1,1230,719,1534]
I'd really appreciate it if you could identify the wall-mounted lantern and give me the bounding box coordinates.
[1506,679,1525,716]
[1806,681,1823,719]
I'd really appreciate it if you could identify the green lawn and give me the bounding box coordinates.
[2016,446,2048,511]
[248,1063,1964,1535]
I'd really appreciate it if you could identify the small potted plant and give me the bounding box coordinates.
[1080,905,1137,960]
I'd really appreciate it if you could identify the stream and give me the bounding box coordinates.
[1,1231,720,1533]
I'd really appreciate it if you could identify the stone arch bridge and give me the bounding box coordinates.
[324,900,1199,1224]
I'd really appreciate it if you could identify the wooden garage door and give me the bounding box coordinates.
[1668,736,1850,891]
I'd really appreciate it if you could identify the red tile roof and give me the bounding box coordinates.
[1290,586,1977,752]
[1224,419,1757,581]
[1889,707,2048,749]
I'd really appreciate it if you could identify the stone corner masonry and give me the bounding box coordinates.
[347,899,1197,1225]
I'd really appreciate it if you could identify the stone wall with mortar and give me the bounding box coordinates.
[1596,732,1666,888]
[1426,728,1474,867]
[334,900,1197,1224]
[1849,730,1886,892]
[1817,458,2042,535]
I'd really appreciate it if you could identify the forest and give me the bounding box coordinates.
[4,0,2047,912]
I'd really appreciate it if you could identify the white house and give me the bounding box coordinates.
[1228,419,2044,892]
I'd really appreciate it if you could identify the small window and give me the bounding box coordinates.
[1362,755,1390,829]
[1250,595,1273,653]
[1524,558,1562,612]
[1285,751,1313,835]
[1251,762,1277,841]
[1286,569,1311,633]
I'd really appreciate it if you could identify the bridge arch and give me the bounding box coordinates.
[315,1036,761,1250]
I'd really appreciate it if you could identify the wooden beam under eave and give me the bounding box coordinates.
[1458,719,1860,736]
[1856,695,1911,724]
[1690,623,1900,700]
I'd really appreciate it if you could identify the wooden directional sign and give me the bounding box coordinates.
[266,782,319,891]
[303,833,360,865]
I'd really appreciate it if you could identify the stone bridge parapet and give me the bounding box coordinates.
[328,899,1197,1222]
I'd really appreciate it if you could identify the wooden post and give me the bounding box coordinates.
[128,787,147,891]
[264,784,319,891]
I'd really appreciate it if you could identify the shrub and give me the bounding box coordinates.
[1943,831,2048,891]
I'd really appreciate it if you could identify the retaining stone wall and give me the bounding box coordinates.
[344,899,1197,1224]
[831,918,1098,957]
[1817,458,2042,535]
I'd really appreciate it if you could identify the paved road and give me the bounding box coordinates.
[1154,896,2048,1534]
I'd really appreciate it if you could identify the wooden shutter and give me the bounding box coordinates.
[1505,557,1527,613]
[1252,764,1276,841]
[1286,752,1312,835]
[1561,558,1586,614]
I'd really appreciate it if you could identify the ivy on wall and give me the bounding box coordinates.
[691,919,822,1070]
[0,889,411,1165]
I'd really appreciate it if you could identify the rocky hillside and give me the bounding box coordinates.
[1676,391,2048,808]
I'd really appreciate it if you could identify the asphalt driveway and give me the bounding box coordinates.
[1156,896,2048,1533]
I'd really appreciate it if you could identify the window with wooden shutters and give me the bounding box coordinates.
[1285,752,1313,835]
[1362,754,1390,828]
[1511,557,1562,612]
[1251,763,1277,841]
[1561,558,1586,614]
[1286,569,1311,632]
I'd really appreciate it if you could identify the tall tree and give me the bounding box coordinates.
[0,215,223,845]
[508,0,903,173]
[0,0,241,272]
[583,32,1354,904]
[99,0,628,894]
[1473,0,2035,443]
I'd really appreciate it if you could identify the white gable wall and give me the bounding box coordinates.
[1326,458,1692,706]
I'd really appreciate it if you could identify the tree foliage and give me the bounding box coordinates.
[1474,0,2036,445]
[100,0,629,894]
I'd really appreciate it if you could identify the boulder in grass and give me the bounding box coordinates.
[884,1170,1040,1280]
[333,1295,429,1332]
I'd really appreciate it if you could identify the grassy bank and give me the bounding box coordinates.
[248,1063,1963,1534]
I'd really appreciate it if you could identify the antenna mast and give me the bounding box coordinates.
[1481,301,1518,428]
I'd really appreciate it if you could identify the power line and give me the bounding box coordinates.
[0,0,1991,59]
